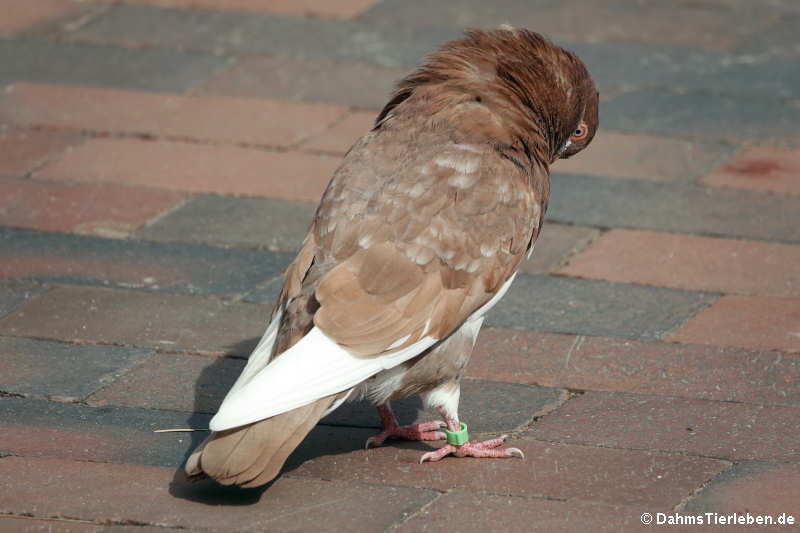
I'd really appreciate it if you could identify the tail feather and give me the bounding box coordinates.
[185,394,337,487]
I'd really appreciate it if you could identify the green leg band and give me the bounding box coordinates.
[443,422,468,445]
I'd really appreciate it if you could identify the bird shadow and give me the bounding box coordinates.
[169,336,431,505]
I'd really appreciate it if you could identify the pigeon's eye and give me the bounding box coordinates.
[571,122,588,141]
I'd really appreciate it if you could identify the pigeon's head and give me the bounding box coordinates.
[376,27,599,167]
[556,83,599,161]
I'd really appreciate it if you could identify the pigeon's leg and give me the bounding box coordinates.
[365,403,446,449]
[419,393,524,463]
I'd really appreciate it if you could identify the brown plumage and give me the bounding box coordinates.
[185,27,599,488]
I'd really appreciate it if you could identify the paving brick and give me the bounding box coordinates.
[527,391,800,461]
[571,38,800,102]
[0,516,99,533]
[37,138,340,202]
[300,110,377,154]
[72,3,436,67]
[67,3,800,101]
[123,0,378,19]
[0,178,186,238]
[396,493,644,533]
[2,83,348,148]
[0,280,46,319]
[242,277,284,305]
[601,89,800,142]
[0,127,83,177]
[702,146,800,195]
[0,337,151,401]
[294,435,727,508]
[560,229,800,297]
[0,286,270,356]
[548,173,800,244]
[554,130,734,182]
[357,0,779,52]
[520,223,599,275]
[88,353,245,414]
[0,456,437,532]
[322,380,566,435]
[137,195,316,251]
[0,228,293,296]
[684,461,800,520]
[0,397,210,467]
[0,1,80,35]
[198,55,404,109]
[0,39,227,92]
[467,329,800,407]
[736,11,800,55]
[665,295,800,353]
[487,274,716,341]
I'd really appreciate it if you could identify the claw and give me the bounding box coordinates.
[508,447,525,459]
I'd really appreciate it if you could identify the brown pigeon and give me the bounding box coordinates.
[185,27,599,487]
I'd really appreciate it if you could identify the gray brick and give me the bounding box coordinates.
[487,274,717,340]
[0,38,228,92]
[0,228,293,296]
[321,380,565,435]
[138,195,316,252]
[549,173,800,244]
[0,280,45,319]
[601,89,800,140]
[0,286,270,357]
[243,277,284,307]
[520,223,599,275]
[0,396,209,468]
[0,337,151,401]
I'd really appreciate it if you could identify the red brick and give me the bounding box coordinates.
[468,329,800,407]
[702,146,800,195]
[37,138,339,201]
[294,436,726,508]
[0,516,98,533]
[0,286,269,356]
[0,178,185,237]
[684,462,800,520]
[0,456,435,531]
[0,423,139,465]
[560,229,800,297]
[0,0,78,35]
[120,0,378,18]
[665,295,800,353]
[1,83,348,148]
[0,127,83,176]
[397,493,645,533]
[300,111,376,154]
[555,130,730,181]
[528,391,800,461]
[87,353,244,413]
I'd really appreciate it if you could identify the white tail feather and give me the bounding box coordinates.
[210,326,437,431]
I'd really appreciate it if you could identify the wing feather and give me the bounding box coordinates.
[211,109,548,431]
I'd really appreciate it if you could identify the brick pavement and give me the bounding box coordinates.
[1,1,799,531]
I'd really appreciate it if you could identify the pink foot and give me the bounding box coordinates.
[366,420,447,448]
[419,434,524,463]
[365,405,446,449]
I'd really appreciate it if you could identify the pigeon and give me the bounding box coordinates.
[185,27,599,488]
